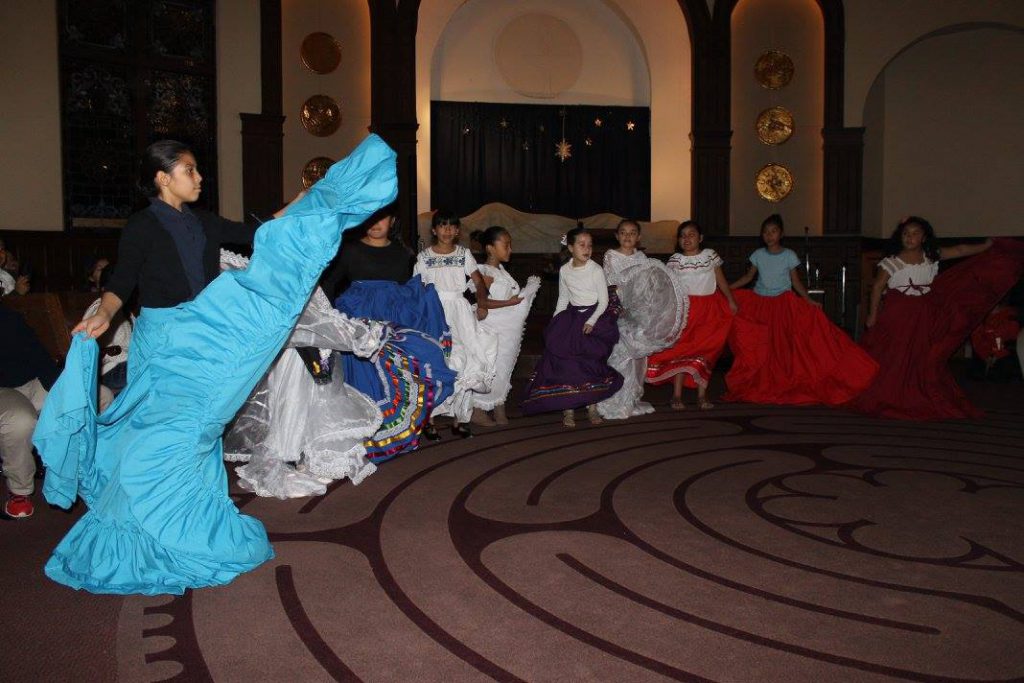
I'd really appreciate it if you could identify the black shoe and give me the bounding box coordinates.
[422,424,441,441]
[452,424,473,439]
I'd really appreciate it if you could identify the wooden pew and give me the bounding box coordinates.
[1,293,72,362]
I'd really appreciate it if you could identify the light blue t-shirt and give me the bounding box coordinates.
[750,247,800,296]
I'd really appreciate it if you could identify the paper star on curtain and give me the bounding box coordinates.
[555,139,572,162]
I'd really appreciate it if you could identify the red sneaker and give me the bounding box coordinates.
[4,495,33,519]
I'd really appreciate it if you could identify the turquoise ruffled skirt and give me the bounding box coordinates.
[33,135,397,595]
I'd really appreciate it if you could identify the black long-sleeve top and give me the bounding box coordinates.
[0,306,60,390]
[106,204,256,309]
[321,240,414,299]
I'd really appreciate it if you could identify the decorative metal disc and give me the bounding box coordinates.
[300,32,342,74]
[300,95,341,137]
[756,106,795,145]
[754,50,795,90]
[301,156,334,189]
[755,163,794,202]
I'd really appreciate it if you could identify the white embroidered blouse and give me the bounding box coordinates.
[414,245,479,293]
[879,256,938,296]
[667,249,722,295]
[602,249,648,287]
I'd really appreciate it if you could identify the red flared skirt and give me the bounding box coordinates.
[724,290,878,406]
[847,238,1024,420]
[646,293,732,389]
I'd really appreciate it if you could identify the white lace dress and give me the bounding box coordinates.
[473,264,540,410]
[414,245,499,422]
[597,249,689,420]
[222,251,386,499]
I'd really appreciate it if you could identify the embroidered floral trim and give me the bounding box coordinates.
[420,246,466,269]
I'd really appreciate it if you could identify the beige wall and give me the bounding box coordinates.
[281,0,371,200]
[417,0,692,222]
[730,0,823,236]
[216,0,262,219]
[217,0,262,221]
[862,27,1024,238]
[844,0,1024,127]
[0,1,63,230]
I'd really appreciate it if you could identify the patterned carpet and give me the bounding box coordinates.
[6,383,1024,682]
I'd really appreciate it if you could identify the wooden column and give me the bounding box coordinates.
[817,0,863,234]
[368,0,421,245]
[240,0,284,224]
[677,0,733,235]
[823,126,864,234]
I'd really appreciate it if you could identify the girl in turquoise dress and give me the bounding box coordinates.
[33,135,397,595]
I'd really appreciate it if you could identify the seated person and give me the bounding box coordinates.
[0,306,60,519]
[0,238,29,297]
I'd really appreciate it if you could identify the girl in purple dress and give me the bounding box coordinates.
[521,227,623,427]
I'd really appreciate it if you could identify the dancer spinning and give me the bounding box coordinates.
[848,217,1024,420]
[415,210,498,438]
[725,214,878,406]
[521,227,623,426]
[469,226,540,427]
[331,207,458,456]
[223,254,387,498]
[597,220,687,420]
[647,220,737,410]
[34,135,397,595]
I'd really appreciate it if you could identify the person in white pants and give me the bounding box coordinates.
[1,307,59,519]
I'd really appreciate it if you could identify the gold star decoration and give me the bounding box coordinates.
[522,141,530,151]
[594,117,603,127]
[626,120,636,131]
[555,139,572,162]
[584,137,593,147]
[499,118,509,129]
[462,125,471,135]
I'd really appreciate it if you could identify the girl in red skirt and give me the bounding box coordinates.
[847,217,1024,420]
[724,214,878,406]
[646,220,737,410]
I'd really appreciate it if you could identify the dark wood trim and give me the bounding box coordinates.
[822,126,864,235]
[368,0,421,245]
[240,114,286,223]
[239,0,284,226]
[259,0,283,117]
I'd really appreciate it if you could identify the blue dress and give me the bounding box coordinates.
[335,277,456,462]
[33,135,398,595]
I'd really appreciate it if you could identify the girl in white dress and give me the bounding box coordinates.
[470,226,540,426]
[415,210,499,437]
[598,220,688,420]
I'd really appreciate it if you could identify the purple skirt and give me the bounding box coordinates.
[521,301,623,414]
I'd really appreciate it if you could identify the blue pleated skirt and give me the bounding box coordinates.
[34,135,398,595]
[335,277,457,461]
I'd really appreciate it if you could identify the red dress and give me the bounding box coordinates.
[847,238,1024,420]
[724,290,878,406]
[970,306,1019,362]
[646,249,733,389]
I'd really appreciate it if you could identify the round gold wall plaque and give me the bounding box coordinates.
[300,95,341,137]
[755,163,794,202]
[756,106,794,145]
[301,32,342,74]
[754,50,794,90]
[301,156,334,189]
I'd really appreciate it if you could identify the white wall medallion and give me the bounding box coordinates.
[494,14,583,99]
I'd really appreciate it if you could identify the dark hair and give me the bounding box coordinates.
[615,219,641,234]
[360,203,399,238]
[676,220,702,240]
[761,213,784,234]
[887,215,941,261]
[470,225,510,254]
[565,225,589,246]
[431,209,461,229]
[138,140,192,197]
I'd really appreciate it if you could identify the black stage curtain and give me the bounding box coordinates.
[431,101,651,220]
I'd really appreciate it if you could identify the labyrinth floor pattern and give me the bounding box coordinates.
[103,403,1024,682]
